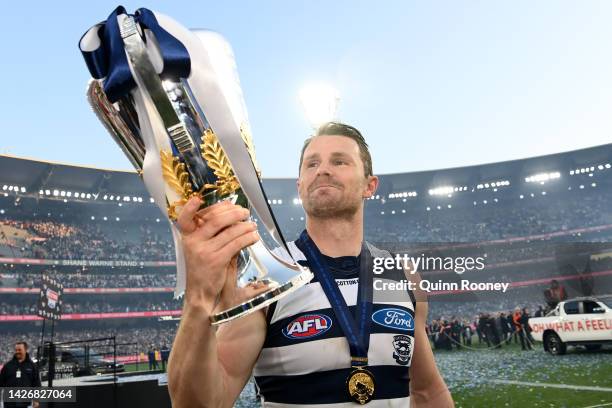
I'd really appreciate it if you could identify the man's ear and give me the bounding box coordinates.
[363,175,379,198]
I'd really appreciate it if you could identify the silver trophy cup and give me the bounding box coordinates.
[79,7,312,324]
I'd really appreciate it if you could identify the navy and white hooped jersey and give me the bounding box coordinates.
[253,241,416,407]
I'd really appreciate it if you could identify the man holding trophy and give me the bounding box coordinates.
[79,6,453,407]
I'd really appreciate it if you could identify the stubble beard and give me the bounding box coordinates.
[303,189,361,221]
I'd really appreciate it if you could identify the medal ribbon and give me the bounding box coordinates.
[79,6,191,103]
[298,230,373,367]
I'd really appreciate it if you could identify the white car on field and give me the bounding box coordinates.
[528,296,612,355]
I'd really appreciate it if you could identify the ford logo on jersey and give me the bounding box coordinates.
[372,308,414,331]
[282,314,333,339]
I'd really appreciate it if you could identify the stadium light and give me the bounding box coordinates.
[103,195,108,200]
[1,185,6,190]
[0,209,4,214]
[53,190,59,196]
[298,82,340,129]
[428,186,455,196]
[20,187,25,193]
[525,171,560,184]
[389,191,417,199]
[66,192,72,197]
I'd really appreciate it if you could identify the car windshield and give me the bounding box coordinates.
[601,297,612,308]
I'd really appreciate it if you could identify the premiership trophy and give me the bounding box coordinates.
[78,6,313,324]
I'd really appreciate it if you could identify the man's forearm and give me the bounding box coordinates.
[168,302,226,408]
[411,383,454,408]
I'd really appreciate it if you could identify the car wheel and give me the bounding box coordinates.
[545,332,566,355]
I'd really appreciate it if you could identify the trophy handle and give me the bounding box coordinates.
[210,241,313,325]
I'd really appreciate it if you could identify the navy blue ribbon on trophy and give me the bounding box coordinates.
[79,6,190,103]
[297,230,373,367]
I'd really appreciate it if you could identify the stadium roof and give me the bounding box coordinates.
[1,143,610,198]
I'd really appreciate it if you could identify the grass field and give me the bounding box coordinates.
[437,341,612,408]
[123,362,163,372]
[123,342,612,407]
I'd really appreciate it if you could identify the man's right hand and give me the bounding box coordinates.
[177,197,259,313]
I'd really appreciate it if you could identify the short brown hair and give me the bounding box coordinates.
[299,122,373,177]
[15,341,28,350]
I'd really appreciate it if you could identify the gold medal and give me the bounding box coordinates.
[346,367,375,404]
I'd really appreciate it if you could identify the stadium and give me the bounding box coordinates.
[1,140,611,407]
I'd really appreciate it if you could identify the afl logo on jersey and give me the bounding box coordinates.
[372,308,414,331]
[282,314,332,339]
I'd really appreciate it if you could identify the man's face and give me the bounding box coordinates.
[297,135,376,219]
[14,344,26,361]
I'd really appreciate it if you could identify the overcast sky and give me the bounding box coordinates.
[1,1,611,177]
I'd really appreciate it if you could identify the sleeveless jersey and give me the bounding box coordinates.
[253,240,416,407]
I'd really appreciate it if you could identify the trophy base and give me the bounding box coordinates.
[210,270,313,325]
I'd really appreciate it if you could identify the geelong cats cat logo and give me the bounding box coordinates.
[392,335,412,365]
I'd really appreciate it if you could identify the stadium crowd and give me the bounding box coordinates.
[0,219,174,261]
[0,298,182,315]
[7,272,176,289]
[1,186,611,262]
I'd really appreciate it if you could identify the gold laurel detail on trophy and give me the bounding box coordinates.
[240,123,261,177]
[160,149,196,220]
[160,150,194,199]
[200,128,240,197]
